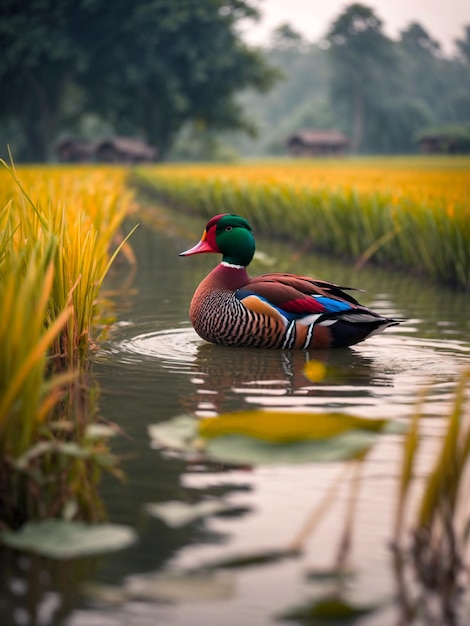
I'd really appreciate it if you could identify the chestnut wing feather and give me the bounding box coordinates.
[237,273,359,317]
[249,273,361,304]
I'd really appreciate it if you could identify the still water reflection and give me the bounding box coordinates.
[1,215,469,625]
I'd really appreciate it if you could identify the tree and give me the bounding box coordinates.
[456,25,470,63]
[0,0,82,161]
[326,3,397,152]
[398,22,470,129]
[269,24,306,51]
[398,23,444,107]
[0,0,278,161]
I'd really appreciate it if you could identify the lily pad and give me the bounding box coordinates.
[278,595,382,622]
[198,411,392,442]
[145,499,246,528]
[0,520,137,559]
[124,570,235,602]
[148,416,198,451]
[198,547,300,571]
[148,411,402,465]
[205,431,376,465]
[83,571,235,605]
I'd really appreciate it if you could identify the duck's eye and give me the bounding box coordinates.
[225,226,233,231]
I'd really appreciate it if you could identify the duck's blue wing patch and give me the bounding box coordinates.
[236,289,353,321]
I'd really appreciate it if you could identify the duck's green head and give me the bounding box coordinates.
[180,214,256,267]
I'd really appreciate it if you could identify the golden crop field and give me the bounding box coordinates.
[133,157,470,289]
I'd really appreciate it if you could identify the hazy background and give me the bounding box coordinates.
[1,0,469,162]
[242,0,470,54]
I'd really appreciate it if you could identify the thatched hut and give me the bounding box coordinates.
[286,130,349,157]
[54,138,96,163]
[95,137,156,163]
[415,125,470,154]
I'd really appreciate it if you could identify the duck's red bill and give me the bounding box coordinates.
[179,238,213,256]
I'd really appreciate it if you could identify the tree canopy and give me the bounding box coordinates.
[326,3,398,152]
[0,0,278,161]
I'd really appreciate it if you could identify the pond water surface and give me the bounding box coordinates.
[2,209,469,625]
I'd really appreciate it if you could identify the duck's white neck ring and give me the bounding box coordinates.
[221,261,245,269]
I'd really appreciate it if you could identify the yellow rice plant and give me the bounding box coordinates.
[133,157,470,289]
[1,164,135,368]
[0,163,134,523]
[0,242,70,459]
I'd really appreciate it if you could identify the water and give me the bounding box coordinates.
[1,212,469,625]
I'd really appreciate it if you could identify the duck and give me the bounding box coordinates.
[180,213,399,349]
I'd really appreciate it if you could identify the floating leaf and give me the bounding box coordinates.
[205,432,376,465]
[83,571,235,605]
[198,411,392,443]
[198,547,299,571]
[145,499,247,528]
[80,582,127,605]
[148,416,198,451]
[0,520,137,559]
[305,567,356,581]
[278,594,383,622]
[124,570,235,603]
[149,412,403,465]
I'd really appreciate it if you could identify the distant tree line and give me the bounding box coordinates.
[0,1,469,161]
[230,4,470,157]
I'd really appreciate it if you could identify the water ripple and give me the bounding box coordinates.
[95,323,470,418]
[117,327,203,371]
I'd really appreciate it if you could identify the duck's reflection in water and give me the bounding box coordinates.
[180,342,393,416]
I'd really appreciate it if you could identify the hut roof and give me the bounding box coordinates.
[287,130,349,146]
[54,137,96,153]
[95,137,156,159]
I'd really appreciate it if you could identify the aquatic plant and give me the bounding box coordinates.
[394,368,470,624]
[132,157,470,289]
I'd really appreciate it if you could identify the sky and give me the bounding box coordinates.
[241,0,470,54]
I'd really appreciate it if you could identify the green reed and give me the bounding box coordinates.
[394,369,470,624]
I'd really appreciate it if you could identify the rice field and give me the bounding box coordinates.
[132,157,470,289]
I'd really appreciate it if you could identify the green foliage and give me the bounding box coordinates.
[456,25,470,62]
[327,4,399,152]
[0,0,278,161]
[170,124,239,162]
[225,44,333,156]
[279,595,382,622]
